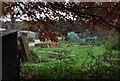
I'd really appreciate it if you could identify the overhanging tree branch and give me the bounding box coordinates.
[48,2,120,31]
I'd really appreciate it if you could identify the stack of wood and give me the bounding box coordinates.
[49,42,61,48]
[35,40,61,48]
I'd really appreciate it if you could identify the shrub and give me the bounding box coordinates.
[94,41,104,46]
[105,32,119,51]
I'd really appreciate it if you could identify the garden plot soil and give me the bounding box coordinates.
[53,50,70,54]
[35,59,48,63]
[97,57,120,65]
[48,54,71,60]
[38,50,70,54]
[106,56,120,58]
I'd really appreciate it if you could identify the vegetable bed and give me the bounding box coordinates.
[20,44,120,79]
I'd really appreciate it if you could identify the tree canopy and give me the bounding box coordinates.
[1,1,120,41]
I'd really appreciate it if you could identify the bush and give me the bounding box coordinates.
[94,41,104,46]
[105,33,119,51]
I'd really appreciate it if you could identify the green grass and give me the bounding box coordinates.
[20,44,119,79]
[62,40,105,46]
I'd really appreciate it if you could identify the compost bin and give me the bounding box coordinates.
[0,30,19,80]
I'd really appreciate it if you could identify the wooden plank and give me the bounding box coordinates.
[19,36,33,62]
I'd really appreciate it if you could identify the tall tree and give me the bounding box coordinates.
[1,1,120,41]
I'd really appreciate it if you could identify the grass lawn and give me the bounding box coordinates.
[20,44,120,79]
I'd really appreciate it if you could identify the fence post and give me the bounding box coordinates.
[19,36,33,63]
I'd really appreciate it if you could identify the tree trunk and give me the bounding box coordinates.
[11,17,16,30]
